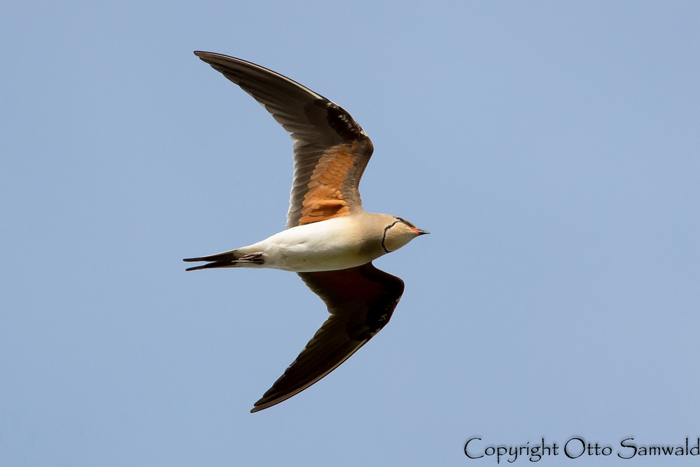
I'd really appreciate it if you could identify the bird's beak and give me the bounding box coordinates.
[414,228,430,235]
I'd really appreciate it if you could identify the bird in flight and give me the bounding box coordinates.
[185,51,429,412]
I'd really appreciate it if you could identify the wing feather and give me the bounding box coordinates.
[250,263,404,412]
[194,51,374,228]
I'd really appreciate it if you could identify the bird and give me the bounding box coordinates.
[185,51,429,413]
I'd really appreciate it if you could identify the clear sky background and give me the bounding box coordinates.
[2,1,699,466]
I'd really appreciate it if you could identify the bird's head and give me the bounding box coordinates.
[381,217,429,253]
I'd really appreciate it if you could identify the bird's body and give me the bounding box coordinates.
[185,51,428,412]
[240,216,376,272]
[188,212,414,273]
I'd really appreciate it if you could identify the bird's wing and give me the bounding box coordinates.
[250,262,404,413]
[195,51,374,228]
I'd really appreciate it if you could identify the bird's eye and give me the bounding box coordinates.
[397,217,416,228]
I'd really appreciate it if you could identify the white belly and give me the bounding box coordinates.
[237,217,383,272]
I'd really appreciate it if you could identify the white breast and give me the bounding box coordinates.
[237,216,383,272]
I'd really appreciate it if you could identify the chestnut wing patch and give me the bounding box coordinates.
[296,141,369,225]
[192,52,375,229]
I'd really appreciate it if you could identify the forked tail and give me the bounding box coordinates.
[183,251,264,271]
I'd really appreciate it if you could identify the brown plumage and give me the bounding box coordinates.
[188,52,428,412]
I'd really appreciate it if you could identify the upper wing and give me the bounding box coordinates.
[194,51,374,228]
[250,263,405,413]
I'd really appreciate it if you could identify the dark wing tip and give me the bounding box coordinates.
[193,51,239,69]
[193,50,212,62]
[248,263,405,413]
[251,397,285,413]
[193,50,221,61]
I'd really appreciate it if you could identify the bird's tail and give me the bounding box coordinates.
[183,250,264,271]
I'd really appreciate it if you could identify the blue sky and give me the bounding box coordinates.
[1,1,699,466]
